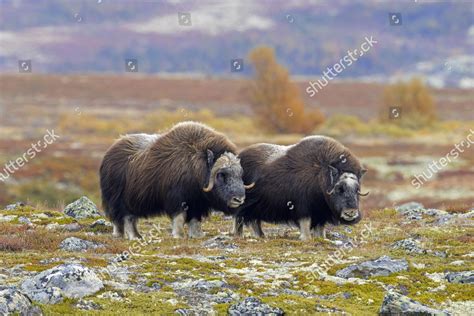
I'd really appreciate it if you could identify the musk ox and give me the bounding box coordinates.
[100,122,254,240]
[233,135,368,240]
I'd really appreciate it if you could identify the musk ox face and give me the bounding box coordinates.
[203,150,254,209]
[325,166,368,225]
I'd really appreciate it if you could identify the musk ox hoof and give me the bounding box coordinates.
[299,234,312,241]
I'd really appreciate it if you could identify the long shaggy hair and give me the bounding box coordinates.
[100,121,238,224]
[236,135,365,228]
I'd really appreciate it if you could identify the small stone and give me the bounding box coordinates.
[392,238,426,254]
[336,255,409,279]
[60,237,104,252]
[62,223,82,232]
[18,216,32,225]
[202,235,238,250]
[74,299,102,310]
[228,297,284,316]
[445,271,474,284]
[379,290,449,315]
[4,202,26,211]
[0,214,17,222]
[64,196,100,219]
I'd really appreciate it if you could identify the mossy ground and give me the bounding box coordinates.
[0,206,473,315]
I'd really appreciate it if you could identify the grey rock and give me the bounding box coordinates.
[59,237,104,252]
[64,196,100,219]
[5,202,26,211]
[0,215,17,222]
[336,255,409,278]
[18,216,32,225]
[21,263,104,304]
[202,235,237,250]
[90,219,112,228]
[446,271,474,284]
[379,290,449,315]
[315,304,347,314]
[228,297,284,316]
[62,223,82,232]
[395,202,424,213]
[0,286,42,315]
[392,238,426,254]
[74,299,102,310]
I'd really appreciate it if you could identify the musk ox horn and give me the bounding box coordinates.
[202,153,233,192]
[244,182,255,190]
[358,190,370,196]
[326,187,335,195]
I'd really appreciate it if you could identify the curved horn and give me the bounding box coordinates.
[244,182,255,190]
[203,167,219,192]
[326,187,335,195]
[358,190,370,196]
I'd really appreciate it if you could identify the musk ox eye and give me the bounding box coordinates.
[217,172,226,182]
[337,185,345,194]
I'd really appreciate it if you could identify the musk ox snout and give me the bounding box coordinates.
[341,208,361,222]
[327,168,367,224]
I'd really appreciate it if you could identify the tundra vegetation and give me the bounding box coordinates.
[0,74,473,314]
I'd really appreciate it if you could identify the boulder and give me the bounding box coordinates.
[4,202,26,211]
[21,264,103,304]
[379,290,449,315]
[0,286,42,315]
[336,255,408,278]
[64,197,100,219]
[392,238,426,254]
[228,297,284,316]
[446,271,474,284]
[59,237,104,252]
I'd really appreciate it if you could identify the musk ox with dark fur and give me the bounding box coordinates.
[100,122,254,239]
[233,135,368,240]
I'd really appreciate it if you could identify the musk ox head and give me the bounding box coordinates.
[325,165,368,224]
[203,150,254,209]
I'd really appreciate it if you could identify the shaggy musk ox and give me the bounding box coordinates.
[233,136,368,240]
[100,122,254,239]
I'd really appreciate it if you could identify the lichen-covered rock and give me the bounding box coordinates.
[0,286,42,315]
[335,255,408,278]
[202,235,237,250]
[228,297,284,316]
[392,238,426,254]
[379,290,449,315]
[59,237,104,252]
[395,202,424,213]
[446,271,474,284]
[21,264,104,304]
[18,216,32,225]
[4,202,26,211]
[64,196,100,219]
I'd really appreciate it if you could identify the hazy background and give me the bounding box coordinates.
[0,0,473,211]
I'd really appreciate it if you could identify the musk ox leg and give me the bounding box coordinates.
[312,225,326,239]
[124,215,142,240]
[231,216,244,237]
[299,218,312,241]
[188,218,204,238]
[172,212,186,238]
[112,219,124,238]
[249,220,265,238]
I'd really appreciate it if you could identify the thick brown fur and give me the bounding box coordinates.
[100,121,238,226]
[236,135,365,229]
